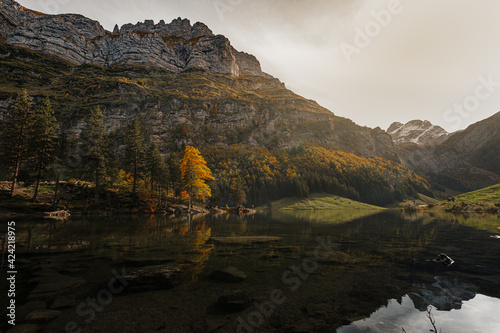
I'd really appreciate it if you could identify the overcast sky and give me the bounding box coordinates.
[17,0,500,132]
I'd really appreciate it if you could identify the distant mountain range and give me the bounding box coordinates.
[395,113,500,192]
[0,0,499,195]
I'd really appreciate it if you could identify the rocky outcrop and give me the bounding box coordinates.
[397,112,500,190]
[1,0,266,78]
[387,120,450,146]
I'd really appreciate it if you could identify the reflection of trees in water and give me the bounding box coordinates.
[403,210,500,233]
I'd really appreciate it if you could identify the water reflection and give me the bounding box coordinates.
[3,210,500,332]
[338,294,500,333]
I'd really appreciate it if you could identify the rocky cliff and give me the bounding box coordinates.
[0,0,400,163]
[387,120,450,146]
[0,0,266,77]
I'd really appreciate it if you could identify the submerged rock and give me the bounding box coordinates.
[124,264,193,289]
[51,295,77,309]
[209,267,247,282]
[28,274,86,301]
[217,290,251,312]
[6,324,40,333]
[432,253,454,267]
[25,309,62,322]
[210,236,282,245]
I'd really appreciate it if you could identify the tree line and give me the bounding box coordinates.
[0,90,214,211]
[1,90,430,211]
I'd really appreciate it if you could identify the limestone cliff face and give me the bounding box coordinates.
[0,0,266,78]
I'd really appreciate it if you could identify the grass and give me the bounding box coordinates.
[417,184,500,214]
[259,193,384,211]
[453,183,500,204]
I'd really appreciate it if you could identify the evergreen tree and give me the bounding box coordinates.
[229,176,246,206]
[0,89,33,197]
[147,143,169,205]
[80,106,108,205]
[125,116,147,195]
[167,153,181,198]
[180,146,214,212]
[30,97,58,202]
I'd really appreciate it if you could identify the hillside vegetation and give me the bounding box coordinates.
[260,193,383,211]
[453,183,500,204]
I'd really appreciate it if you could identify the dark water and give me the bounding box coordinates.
[2,210,500,332]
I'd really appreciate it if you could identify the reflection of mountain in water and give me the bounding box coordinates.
[409,276,476,311]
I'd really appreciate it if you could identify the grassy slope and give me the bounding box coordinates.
[260,193,384,211]
[419,184,500,214]
[453,183,500,204]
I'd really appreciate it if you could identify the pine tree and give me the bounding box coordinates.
[125,116,147,195]
[180,146,214,212]
[80,106,108,205]
[1,89,33,197]
[147,143,169,205]
[229,176,246,206]
[30,97,58,202]
[167,153,181,199]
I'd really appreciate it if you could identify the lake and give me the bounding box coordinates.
[2,210,500,332]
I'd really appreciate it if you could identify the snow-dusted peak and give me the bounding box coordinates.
[387,120,450,146]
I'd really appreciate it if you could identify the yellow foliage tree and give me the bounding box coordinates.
[180,146,214,212]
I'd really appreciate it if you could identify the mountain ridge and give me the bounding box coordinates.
[387,120,450,146]
[0,0,400,162]
[0,0,267,78]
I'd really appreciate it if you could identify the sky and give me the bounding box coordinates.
[16,0,500,132]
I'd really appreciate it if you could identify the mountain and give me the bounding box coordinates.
[387,120,450,146]
[0,0,265,77]
[397,112,500,192]
[1,0,499,198]
[0,0,399,161]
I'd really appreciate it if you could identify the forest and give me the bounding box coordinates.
[0,90,431,212]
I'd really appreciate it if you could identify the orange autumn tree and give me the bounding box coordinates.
[180,146,214,212]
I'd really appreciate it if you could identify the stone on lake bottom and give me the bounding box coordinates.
[209,267,247,282]
[6,324,40,333]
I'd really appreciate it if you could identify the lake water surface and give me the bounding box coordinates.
[2,210,500,332]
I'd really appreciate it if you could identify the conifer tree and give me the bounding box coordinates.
[80,106,108,205]
[147,143,169,205]
[1,89,33,197]
[125,116,147,195]
[31,97,58,202]
[180,146,214,212]
[229,176,246,206]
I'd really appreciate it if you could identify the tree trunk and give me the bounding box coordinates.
[95,166,100,206]
[10,149,22,197]
[132,153,138,194]
[52,173,60,208]
[32,148,45,202]
[188,190,192,213]
[158,186,162,208]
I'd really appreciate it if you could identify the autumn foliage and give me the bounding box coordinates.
[180,146,214,210]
